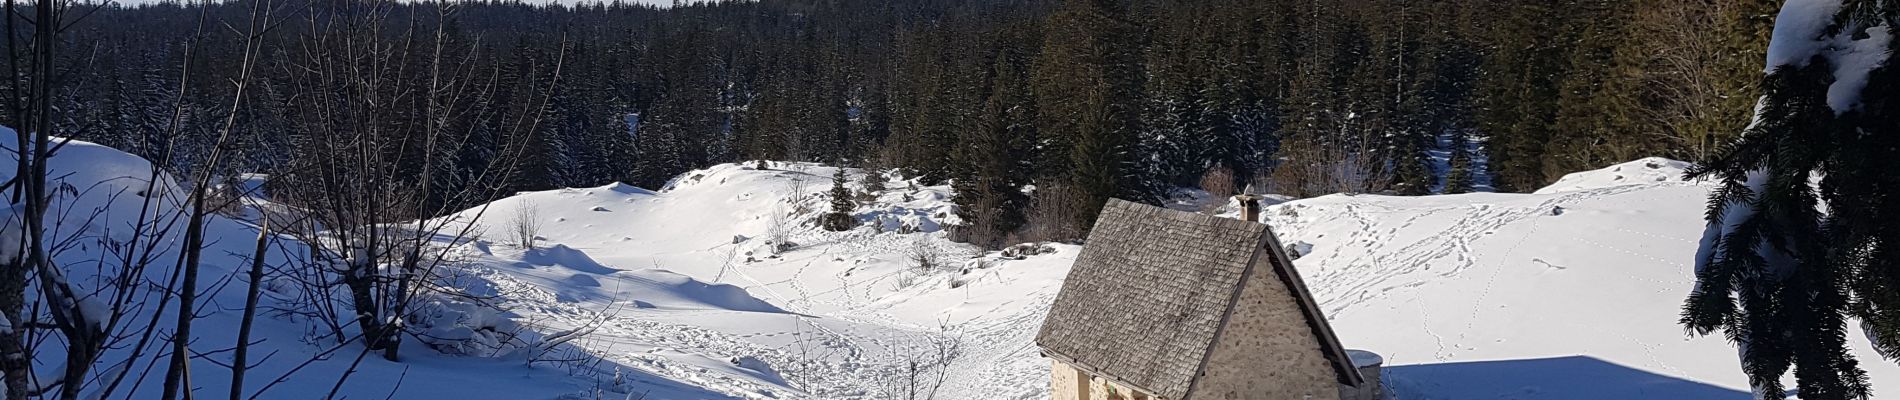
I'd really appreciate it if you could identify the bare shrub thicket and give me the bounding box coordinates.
[0,0,579,397]
[510,202,544,249]
[1011,184,1087,244]
[1265,133,1393,198]
[0,0,296,397]
[1197,164,1237,213]
[765,177,810,253]
[909,238,941,274]
[766,204,796,254]
[891,335,964,400]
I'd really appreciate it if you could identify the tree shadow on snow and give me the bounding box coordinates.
[1384,356,1749,399]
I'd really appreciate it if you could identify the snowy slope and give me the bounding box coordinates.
[0,134,617,399]
[435,162,1074,399]
[33,137,1896,399]
[1260,158,1900,399]
[434,157,1900,399]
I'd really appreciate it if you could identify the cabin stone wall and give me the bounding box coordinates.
[1052,359,1165,400]
[1184,257,1341,400]
[1052,360,1090,400]
[1089,376,1154,400]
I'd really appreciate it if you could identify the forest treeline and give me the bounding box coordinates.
[18,0,1777,247]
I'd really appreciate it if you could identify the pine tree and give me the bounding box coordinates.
[1471,0,1570,192]
[952,31,1037,248]
[1033,0,1151,235]
[821,166,856,231]
[1681,2,1897,398]
[1443,134,1475,194]
[1544,0,1644,179]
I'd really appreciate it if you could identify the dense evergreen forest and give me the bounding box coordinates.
[13,0,1777,247]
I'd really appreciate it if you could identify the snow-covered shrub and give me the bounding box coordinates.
[409,297,510,355]
[999,242,1055,259]
[909,239,942,274]
[1285,241,1314,260]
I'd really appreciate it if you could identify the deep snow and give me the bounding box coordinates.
[439,157,1900,399]
[18,136,1900,399]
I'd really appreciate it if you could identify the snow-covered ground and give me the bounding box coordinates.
[23,136,1900,399]
[427,162,1075,399]
[1258,157,1900,399]
[1,135,618,399]
[436,156,1900,399]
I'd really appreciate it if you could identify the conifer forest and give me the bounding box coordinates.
[0,0,1898,398]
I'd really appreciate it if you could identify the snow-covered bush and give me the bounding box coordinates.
[409,297,511,355]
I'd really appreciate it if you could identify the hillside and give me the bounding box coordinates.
[433,162,1073,399]
[1258,158,1900,399]
[0,135,618,399]
[437,157,1900,399]
[20,140,1900,399]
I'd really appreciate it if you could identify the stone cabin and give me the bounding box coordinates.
[1035,199,1382,400]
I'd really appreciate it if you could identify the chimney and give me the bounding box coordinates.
[1235,194,1263,222]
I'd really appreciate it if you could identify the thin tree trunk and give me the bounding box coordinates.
[230,222,270,400]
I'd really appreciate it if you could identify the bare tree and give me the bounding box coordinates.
[893,335,963,400]
[160,0,283,397]
[261,0,567,369]
[509,202,543,249]
[764,177,807,254]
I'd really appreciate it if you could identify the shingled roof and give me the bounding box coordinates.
[1034,199,1360,399]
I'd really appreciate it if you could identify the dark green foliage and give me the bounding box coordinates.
[860,169,887,194]
[1443,135,1476,194]
[10,0,1812,246]
[1034,0,1153,235]
[952,27,1039,248]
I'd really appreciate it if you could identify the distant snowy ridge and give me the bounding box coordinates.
[1532,157,1695,194]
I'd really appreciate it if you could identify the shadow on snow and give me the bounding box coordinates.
[1384,356,1748,399]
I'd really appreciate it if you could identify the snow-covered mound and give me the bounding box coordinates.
[0,133,615,399]
[1533,157,1694,194]
[433,161,1054,399]
[1254,157,1900,399]
[0,135,189,228]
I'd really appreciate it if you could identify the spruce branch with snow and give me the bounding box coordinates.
[1681,1,1899,398]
